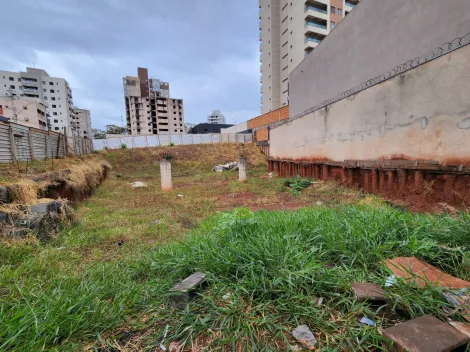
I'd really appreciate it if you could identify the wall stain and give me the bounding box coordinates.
[421,117,429,129]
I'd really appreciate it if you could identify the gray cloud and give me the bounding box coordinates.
[1,0,261,129]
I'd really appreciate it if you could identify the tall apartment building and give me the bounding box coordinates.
[259,0,360,113]
[123,68,185,135]
[72,107,92,139]
[207,110,226,124]
[0,68,76,135]
[0,97,48,130]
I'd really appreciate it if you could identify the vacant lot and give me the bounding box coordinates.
[1,144,469,351]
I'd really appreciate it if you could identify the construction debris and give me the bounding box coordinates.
[212,162,238,172]
[351,283,387,303]
[169,272,207,309]
[385,257,470,289]
[131,181,147,188]
[292,325,317,350]
[359,317,376,326]
[382,315,470,352]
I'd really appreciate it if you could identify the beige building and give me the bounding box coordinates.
[0,97,48,130]
[72,107,92,139]
[0,68,76,135]
[123,67,185,135]
[259,0,360,113]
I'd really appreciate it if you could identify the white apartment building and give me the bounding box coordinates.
[0,97,48,130]
[207,110,226,124]
[124,67,185,135]
[72,107,92,139]
[259,0,360,113]
[0,68,76,135]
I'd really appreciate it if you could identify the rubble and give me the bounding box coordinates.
[212,162,238,172]
[169,272,207,309]
[131,181,147,188]
[385,257,470,289]
[292,325,317,350]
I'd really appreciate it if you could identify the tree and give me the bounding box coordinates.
[105,125,127,135]
[92,128,106,139]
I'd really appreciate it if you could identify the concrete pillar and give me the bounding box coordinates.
[414,171,424,191]
[398,169,407,194]
[379,171,386,193]
[239,157,247,182]
[371,170,378,193]
[322,165,329,181]
[160,159,173,192]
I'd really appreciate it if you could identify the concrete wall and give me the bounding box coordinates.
[221,121,249,134]
[289,0,470,117]
[270,44,470,165]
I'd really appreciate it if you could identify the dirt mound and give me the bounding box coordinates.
[102,143,266,173]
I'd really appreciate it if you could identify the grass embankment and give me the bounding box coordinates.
[0,144,469,351]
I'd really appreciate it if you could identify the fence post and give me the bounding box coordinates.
[145,136,148,147]
[9,126,17,161]
[169,134,172,145]
[28,129,36,160]
[63,127,69,156]
[45,132,50,159]
[190,134,193,145]
[157,135,161,146]
[210,134,214,144]
[56,133,61,158]
[180,134,183,145]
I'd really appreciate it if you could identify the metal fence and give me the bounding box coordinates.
[93,133,252,151]
[0,121,92,163]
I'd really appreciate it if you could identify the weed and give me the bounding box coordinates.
[116,173,122,178]
[284,174,312,195]
[169,142,175,146]
[121,143,127,149]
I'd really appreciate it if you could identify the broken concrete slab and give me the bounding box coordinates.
[383,315,470,352]
[292,325,317,350]
[169,272,207,309]
[131,181,147,188]
[212,161,238,172]
[351,283,387,303]
[385,257,470,289]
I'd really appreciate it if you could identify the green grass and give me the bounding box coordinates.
[1,144,469,351]
[135,206,470,351]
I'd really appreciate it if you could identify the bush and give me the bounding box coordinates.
[120,143,127,149]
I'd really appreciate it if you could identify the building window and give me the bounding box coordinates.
[331,6,336,13]
[51,97,56,101]
[42,81,45,84]
[55,127,59,131]
[52,104,56,108]
[43,89,46,92]
[9,77,14,81]
[338,8,343,15]
[53,112,57,116]
[10,85,15,89]
[331,21,336,28]
[54,119,58,123]
[17,78,21,82]
[50,89,54,93]
[44,97,48,100]
[49,82,54,85]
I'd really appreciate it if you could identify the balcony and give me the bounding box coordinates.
[304,37,321,51]
[304,3,328,21]
[23,88,39,93]
[21,78,38,85]
[304,20,328,36]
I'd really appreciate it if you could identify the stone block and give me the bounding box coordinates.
[383,315,470,352]
[169,272,207,309]
[0,186,9,203]
[30,202,51,214]
[351,283,387,303]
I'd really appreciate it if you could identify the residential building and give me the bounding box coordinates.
[189,123,234,134]
[0,68,75,135]
[207,110,226,124]
[259,0,360,113]
[123,67,185,135]
[0,97,48,130]
[72,107,92,139]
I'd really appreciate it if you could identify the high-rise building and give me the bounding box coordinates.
[123,67,185,135]
[0,96,48,130]
[0,68,76,135]
[207,110,226,124]
[72,107,92,139]
[259,0,360,113]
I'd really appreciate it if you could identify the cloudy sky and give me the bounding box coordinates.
[1,0,260,129]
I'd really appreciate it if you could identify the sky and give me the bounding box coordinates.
[0,0,261,130]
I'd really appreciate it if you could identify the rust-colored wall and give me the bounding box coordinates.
[248,106,289,130]
[138,67,149,98]
[255,127,269,142]
[330,0,343,27]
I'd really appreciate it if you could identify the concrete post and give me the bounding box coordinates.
[239,157,248,182]
[160,159,173,191]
